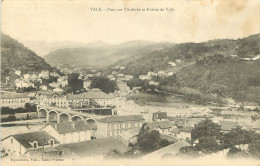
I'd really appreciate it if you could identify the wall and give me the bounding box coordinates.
[1,137,27,156]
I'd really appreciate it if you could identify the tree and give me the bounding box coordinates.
[222,126,250,149]
[68,73,83,93]
[195,137,220,154]
[90,76,117,94]
[179,146,200,157]
[191,119,221,141]
[137,130,161,152]
[248,140,260,159]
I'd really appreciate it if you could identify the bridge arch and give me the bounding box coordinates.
[38,109,48,119]
[71,115,84,121]
[85,118,97,129]
[48,110,59,122]
[59,113,71,122]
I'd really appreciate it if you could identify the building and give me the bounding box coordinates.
[170,126,193,141]
[1,131,59,156]
[39,70,50,79]
[168,61,177,66]
[15,80,34,89]
[83,80,92,90]
[39,93,69,108]
[15,70,21,76]
[152,112,168,122]
[96,115,145,138]
[125,75,133,81]
[117,81,130,92]
[42,121,92,144]
[157,70,167,77]
[57,76,68,87]
[144,121,173,135]
[67,89,115,107]
[55,137,129,158]
[1,92,30,108]
[149,81,159,86]
[50,72,60,77]
[53,87,63,92]
[139,75,151,80]
[40,85,48,91]
[49,82,60,88]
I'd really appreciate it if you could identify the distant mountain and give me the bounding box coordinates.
[21,40,89,57]
[44,40,171,69]
[1,33,53,82]
[118,34,260,77]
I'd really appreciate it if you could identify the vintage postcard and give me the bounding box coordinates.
[0,0,260,165]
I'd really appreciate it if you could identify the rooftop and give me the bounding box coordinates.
[1,92,29,99]
[55,137,129,157]
[97,115,144,123]
[3,131,59,148]
[49,120,91,134]
[145,121,172,129]
[67,89,114,100]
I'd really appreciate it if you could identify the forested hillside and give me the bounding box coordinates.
[1,33,53,82]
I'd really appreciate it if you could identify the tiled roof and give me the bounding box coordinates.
[170,128,180,134]
[67,89,114,100]
[220,121,239,131]
[10,131,59,148]
[145,121,172,129]
[97,115,144,123]
[50,120,91,134]
[160,134,178,143]
[142,140,190,159]
[1,92,29,99]
[55,137,129,157]
[180,126,193,133]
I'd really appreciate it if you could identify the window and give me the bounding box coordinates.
[50,139,54,146]
[123,123,126,128]
[135,123,138,127]
[33,142,38,149]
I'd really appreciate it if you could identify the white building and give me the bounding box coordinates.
[149,81,159,86]
[39,70,50,79]
[14,70,21,76]
[15,80,34,89]
[42,121,92,144]
[139,75,151,80]
[83,80,92,90]
[1,131,59,156]
[168,61,177,66]
[1,92,30,108]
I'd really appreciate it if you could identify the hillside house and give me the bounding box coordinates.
[40,85,48,91]
[168,61,177,66]
[149,81,159,86]
[14,70,21,76]
[144,121,173,135]
[83,80,92,90]
[1,131,59,156]
[39,70,50,79]
[96,115,145,138]
[220,121,239,133]
[253,120,260,134]
[157,70,167,77]
[139,75,151,80]
[42,121,92,144]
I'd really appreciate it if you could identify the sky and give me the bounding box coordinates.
[1,0,260,44]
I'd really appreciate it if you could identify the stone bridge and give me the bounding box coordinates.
[36,105,108,124]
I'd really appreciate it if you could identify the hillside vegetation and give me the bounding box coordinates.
[1,33,53,82]
[44,41,172,69]
[118,34,260,77]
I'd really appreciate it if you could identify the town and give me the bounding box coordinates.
[1,59,260,161]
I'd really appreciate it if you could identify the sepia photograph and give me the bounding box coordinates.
[0,0,260,165]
